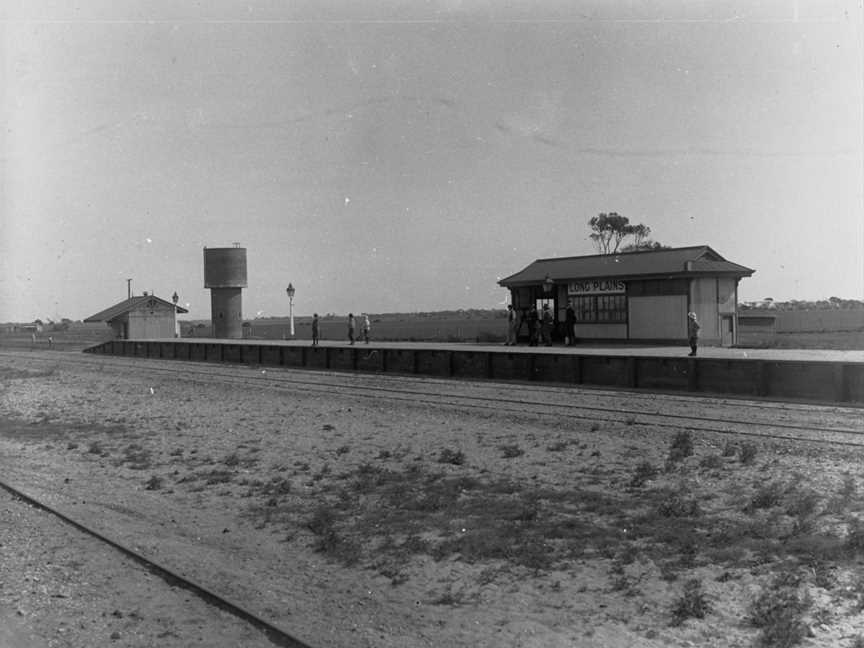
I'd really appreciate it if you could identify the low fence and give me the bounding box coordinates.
[84,340,864,405]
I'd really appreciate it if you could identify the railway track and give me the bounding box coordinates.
[3,350,863,449]
[0,476,314,648]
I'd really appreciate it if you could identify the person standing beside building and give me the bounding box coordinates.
[687,312,700,356]
[311,313,320,346]
[505,305,518,346]
[565,303,576,346]
[361,314,371,344]
[527,305,539,346]
[347,313,356,345]
[540,304,553,346]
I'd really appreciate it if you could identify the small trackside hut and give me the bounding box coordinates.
[85,294,188,340]
[499,246,754,346]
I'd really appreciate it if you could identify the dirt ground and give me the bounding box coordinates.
[1,351,864,647]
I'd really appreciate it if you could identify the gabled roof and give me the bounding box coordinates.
[84,295,189,323]
[499,245,754,286]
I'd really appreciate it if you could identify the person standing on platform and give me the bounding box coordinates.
[505,305,518,346]
[347,313,356,345]
[687,311,700,356]
[540,304,553,346]
[311,313,320,346]
[565,303,576,346]
[527,305,539,346]
[361,314,371,344]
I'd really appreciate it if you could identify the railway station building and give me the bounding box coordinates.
[499,245,754,346]
[85,293,188,340]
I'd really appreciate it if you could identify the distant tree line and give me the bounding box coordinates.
[740,298,864,311]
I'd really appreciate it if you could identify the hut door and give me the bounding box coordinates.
[720,316,734,347]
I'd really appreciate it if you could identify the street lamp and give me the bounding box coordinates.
[172,291,179,338]
[286,283,295,337]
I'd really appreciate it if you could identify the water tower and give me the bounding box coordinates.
[203,244,247,338]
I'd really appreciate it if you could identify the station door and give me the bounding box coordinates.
[720,316,734,346]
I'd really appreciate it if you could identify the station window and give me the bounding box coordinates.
[571,295,627,323]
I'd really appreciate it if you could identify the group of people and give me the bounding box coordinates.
[309,313,371,346]
[310,307,702,355]
[504,303,558,347]
[506,303,702,355]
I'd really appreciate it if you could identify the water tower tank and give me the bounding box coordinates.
[203,245,247,339]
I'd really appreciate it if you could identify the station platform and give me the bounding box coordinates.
[113,337,864,362]
[84,338,864,405]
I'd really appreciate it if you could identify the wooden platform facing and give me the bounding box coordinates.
[83,339,864,405]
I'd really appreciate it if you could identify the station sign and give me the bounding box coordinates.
[568,279,626,295]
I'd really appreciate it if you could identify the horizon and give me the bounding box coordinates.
[8,295,864,327]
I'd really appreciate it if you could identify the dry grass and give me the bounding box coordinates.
[5,357,864,647]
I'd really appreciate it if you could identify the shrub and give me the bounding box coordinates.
[748,574,812,648]
[785,489,821,519]
[203,469,233,485]
[312,528,361,565]
[307,505,336,536]
[261,476,291,496]
[844,518,864,556]
[699,454,724,470]
[667,431,694,464]
[121,444,152,470]
[746,481,786,513]
[312,463,331,481]
[786,490,821,535]
[670,579,711,626]
[740,442,758,465]
[500,444,524,459]
[840,474,858,500]
[438,448,465,465]
[658,496,702,518]
[629,461,659,488]
[721,441,738,457]
[784,533,843,565]
[827,474,859,514]
[846,573,864,612]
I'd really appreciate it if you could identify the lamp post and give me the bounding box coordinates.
[172,291,179,338]
[286,283,295,338]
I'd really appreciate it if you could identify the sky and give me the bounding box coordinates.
[2,0,862,322]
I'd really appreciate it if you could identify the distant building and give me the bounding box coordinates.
[84,294,188,340]
[499,245,754,346]
[17,322,44,334]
